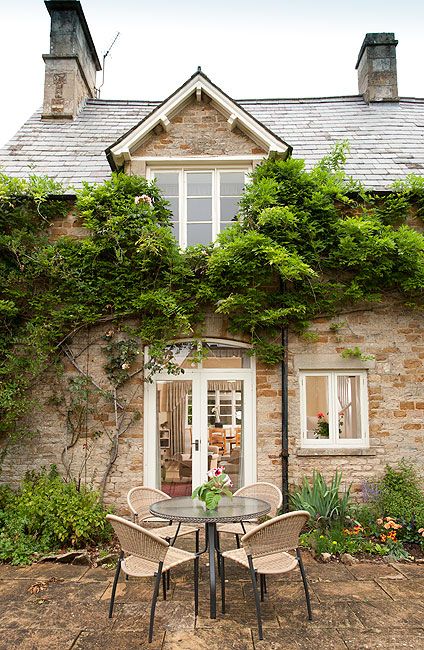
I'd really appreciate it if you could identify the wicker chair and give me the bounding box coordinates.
[220,511,312,640]
[216,482,283,547]
[107,515,199,643]
[127,486,200,551]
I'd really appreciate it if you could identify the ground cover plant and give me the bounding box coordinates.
[294,463,424,561]
[1,147,424,477]
[0,465,112,564]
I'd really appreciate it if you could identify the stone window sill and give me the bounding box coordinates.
[296,448,376,457]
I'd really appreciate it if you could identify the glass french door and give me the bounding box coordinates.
[145,367,255,496]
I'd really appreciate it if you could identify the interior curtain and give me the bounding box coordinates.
[160,381,191,455]
[337,376,352,437]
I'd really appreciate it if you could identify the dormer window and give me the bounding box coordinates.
[150,167,248,247]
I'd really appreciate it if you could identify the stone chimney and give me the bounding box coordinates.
[42,1,101,119]
[355,33,399,103]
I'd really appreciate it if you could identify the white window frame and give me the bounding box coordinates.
[299,370,369,449]
[147,165,251,248]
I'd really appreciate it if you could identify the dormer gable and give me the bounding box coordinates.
[106,70,292,170]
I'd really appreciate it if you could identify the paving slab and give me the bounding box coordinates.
[163,627,253,650]
[196,600,279,629]
[275,602,365,630]
[25,580,109,604]
[341,562,403,581]
[252,627,347,649]
[349,600,424,628]
[339,627,424,649]
[19,564,90,582]
[0,628,79,650]
[390,562,424,579]
[375,577,424,600]
[312,580,392,602]
[113,601,196,632]
[73,630,165,649]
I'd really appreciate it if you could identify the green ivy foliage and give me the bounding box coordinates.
[1,151,424,440]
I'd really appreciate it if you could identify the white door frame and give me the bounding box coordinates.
[143,341,256,490]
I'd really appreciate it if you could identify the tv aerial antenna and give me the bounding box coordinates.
[96,31,120,98]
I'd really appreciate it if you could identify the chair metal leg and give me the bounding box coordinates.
[167,570,170,590]
[221,555,226,614]
[194,556,199,617]
[260,573,265,602]
[235,534,240,548]
[263,575,267,594]
[195,529,200,553]
[162,572,167,601]
[215,528,221,577]
[248,555,263,640]
[109,551,123,619]
[149,562,163,643]
[297,547,312,621]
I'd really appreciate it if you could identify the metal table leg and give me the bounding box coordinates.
[206,522,217,618]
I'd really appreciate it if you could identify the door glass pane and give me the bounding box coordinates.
[157,380,193,496]
[187,172,212,196]
[337,375,362,439]
[187,223,212,246]
[208,380,243,491]
[305,375,329,440]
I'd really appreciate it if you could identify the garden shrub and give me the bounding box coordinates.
[356,461,424,548]
[0,465,112,565]
[289,470,351,530]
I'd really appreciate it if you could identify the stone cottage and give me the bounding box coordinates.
[0,0,423,507]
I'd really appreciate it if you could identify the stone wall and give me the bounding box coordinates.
[127,96,265,164]
[287,300,424,496]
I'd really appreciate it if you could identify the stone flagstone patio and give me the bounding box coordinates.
[0,544,423,649]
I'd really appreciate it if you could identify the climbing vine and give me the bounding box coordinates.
[0,147,424,461]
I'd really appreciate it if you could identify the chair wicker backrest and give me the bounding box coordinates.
[127,486,170,522]
[241,511,310,558]
[234,482,283,517]
[107,514,168,563]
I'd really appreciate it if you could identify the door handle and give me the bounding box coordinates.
[192,439,200,451]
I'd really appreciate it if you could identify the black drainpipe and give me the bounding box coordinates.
[281,325,289,512]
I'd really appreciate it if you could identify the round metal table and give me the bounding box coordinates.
[150,495,270,618]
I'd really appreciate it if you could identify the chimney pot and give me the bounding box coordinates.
[356,32,399,103]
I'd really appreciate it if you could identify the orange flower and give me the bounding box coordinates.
[376,518,383,525]
[380,534,387,542]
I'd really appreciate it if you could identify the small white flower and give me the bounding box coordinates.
[135,194,153,206]
[121,362,130,370]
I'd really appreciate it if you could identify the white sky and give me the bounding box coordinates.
[1,0,424,147]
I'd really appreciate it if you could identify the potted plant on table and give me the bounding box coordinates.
[192,467,233,511]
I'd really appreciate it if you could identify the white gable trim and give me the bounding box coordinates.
[108,73,290,167]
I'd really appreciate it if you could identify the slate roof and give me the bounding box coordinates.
[1,95,424,191]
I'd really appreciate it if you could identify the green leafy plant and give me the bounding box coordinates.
[290,470,351,529]
[192,466,233,511]
[0,465,112,564]
[340,347,375,361]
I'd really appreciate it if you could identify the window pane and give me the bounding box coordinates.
[337,375,362,439]
[187,172,212,196]
[187,197,212,222]
[220,172,245,196]
[305,376,329,440]
[220,197,240,221]
[167,197,179,219]
[171,222,179,242]
[187,223,213,246]
[155,172,179,196]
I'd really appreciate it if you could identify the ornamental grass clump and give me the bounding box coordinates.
[290,470,351,530]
